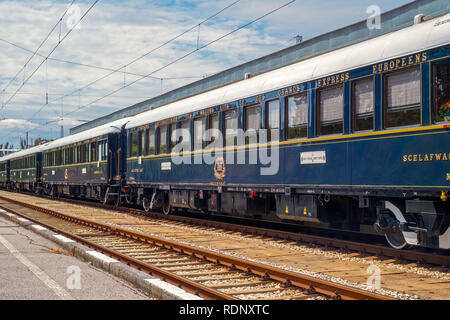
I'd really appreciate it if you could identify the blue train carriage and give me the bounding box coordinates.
[41,118,128,204]
[0,157,9,189]
[0,145,45,193]
[122,13,450,250]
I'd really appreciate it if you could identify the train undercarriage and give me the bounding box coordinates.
[122,185,450,250]
[5,180,448,250]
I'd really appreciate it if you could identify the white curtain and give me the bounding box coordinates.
[387,68,421,109]
[194,117,205,150]
[320,87,343,122]
[288,94,308,126]
[267,100,280,129]
[246,106,261,130]
[355,78,374,115]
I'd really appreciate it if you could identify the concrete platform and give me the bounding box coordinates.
[0,215,150,300]
[0,209,202,300]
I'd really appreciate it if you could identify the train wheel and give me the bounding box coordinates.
[142,197,151,212]
[162,201,172,215]
[102,187,110,205]
[113,191,121,207]
[385,229,408,249]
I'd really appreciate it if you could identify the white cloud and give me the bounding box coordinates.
[0,0,411,146]
[0,119,38,130]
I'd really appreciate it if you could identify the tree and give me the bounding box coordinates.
[0,142,14,157]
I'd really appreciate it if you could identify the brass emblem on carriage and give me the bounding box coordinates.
[214,157,226,180]
[64,169,68,180]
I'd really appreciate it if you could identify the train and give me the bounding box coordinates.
[1,12,450,250]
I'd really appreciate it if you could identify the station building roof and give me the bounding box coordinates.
[70,0,450,135]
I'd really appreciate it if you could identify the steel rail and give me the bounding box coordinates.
[0,195,394,300]
[50,194,450,267]
[0,198,234,300]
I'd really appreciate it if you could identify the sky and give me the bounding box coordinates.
[0,0,412,148]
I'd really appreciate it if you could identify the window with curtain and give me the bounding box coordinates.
[158,125,167,154]
[130,132,139,157]
[287,93,308,139]
[171,121,191,153]
[244,105,261,145]
[319,86,343,135]
[147,129,155,155]
[194,117,206,150]
[91,142,97,162]
[266,100,280,142]
[385,67,421,128]
[353,77,374,132]
[139,131,145,156]
[224,109,238,147]
[207,114,220,149]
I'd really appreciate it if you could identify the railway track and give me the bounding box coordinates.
[0,192,393,300]
[37,191,450,268]
[1,190,449,299]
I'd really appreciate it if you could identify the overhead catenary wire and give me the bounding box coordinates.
[65,0,297,118]
[23,0,242,122]
[28,0,243,120]
[0,37,205,82]
[0,0,76,96]
[1,0,100,111]
[27,0,297,135]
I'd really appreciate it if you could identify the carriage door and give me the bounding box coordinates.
[107,133,119,185]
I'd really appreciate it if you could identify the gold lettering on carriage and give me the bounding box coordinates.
[316,73,349,89]
[403,153,450,162]
[373,52,427,74]
[278,85,302,97]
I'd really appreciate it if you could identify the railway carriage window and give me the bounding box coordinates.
[84,144,89,163]
[168,123,177,152]
[175,120,191,152]
[147,129,155,155]
[80,145,85,163]
[91,142,97,162]
[56,150,62,166]
[169,124,177,152]
[70,147,74,164]
[130,132,139,157]
[245,105,261,145]
[224,109,238,147]
[104,141,108,160]
[287,93,308,139]
[266,100,280,142]
[158,125,168,154]
[353,78,374,132]
[434,62,450,123]
[318,86,344,136]
[77,146,81,164]
[69,148,72,164]
[98,142,103,161]
[139,131,145,156]
[385,67,421,128]
[194,117,206,150]
[207,114,220,149]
